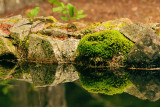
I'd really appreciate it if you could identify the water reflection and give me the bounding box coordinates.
[1,62,79,87]
[0,61,160,107]
[78,67,132,95]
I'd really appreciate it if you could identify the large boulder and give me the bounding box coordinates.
[127,31,160,68]
[120,23,155,43]
[27,34,59,63]
[28,34,79,63]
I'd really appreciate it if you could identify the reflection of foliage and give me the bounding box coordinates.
[0,80,40,107]
[79,67,132,95]
[0,61,16,79]
[76,30,134,66]
[65,82,105,107]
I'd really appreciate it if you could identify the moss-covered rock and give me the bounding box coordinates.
[0,37,18,60]
[79,67,132,95]
[76,30,134,66]
[28,34,58,62]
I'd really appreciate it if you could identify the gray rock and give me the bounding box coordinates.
[61,39,80,62]
[28,34,80,63]
[52,64,79,86]
[127,32,160,67]
[120,23,155,43]
[10,19,31,40]
[43,28,68,37]
[13,18,30,27]
[31,20,45,33]
[10,24,31,40]
[27,34,58,63]
[0,37,17,58]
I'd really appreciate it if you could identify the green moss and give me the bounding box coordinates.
[41,40,54,59]
[79,68,132,95]
[76,30,134,66]
[10,34,30,59]
[0,40,4,47]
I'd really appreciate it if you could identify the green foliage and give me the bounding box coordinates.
[49,0,87,21]
[79,68,132,95]
[76,30,134,66]
[25,7,39,18]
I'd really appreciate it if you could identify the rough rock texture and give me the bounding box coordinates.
[61,39,79,62]
[127,31,160,67]
[31,20,45,33]
[28,34,79,63]
[120,23,155,43]
[10,19,31,40]
[28,34,58,63]
[0,37,17,58]
[43,28,69,37]
[52,64,79,86]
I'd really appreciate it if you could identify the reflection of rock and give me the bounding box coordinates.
[11,62,79,87]
[29,63,57,86]
[39,84,66,107]
[0,80,66,107]
[128,70,160,101]
[125,85,147,100]
[52,64,79,86]
[0,61,16,79]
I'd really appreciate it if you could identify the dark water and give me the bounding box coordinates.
[0,61,160,107]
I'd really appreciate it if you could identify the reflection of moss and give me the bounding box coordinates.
[79,67,132,95]
[30,63,57,86]
[76,30,134,66]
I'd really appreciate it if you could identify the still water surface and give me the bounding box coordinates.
[0,61,160,107]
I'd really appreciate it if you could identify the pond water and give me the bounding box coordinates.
[0,61,160,107]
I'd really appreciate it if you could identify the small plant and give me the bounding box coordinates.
[49,0,87,21]
[25,7,40,18]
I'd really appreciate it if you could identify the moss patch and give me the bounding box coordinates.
[76,30,134,66]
